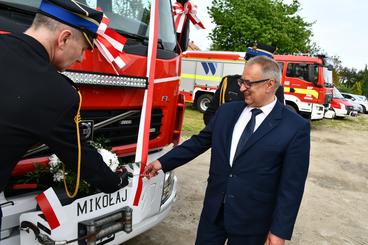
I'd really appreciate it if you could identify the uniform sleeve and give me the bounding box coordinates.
[41,102,121,194]
[203,77,225,125]
[270,121,310,239]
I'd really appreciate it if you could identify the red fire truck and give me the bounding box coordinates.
[275,54,334,120]
[180,51,334,119]
[0,0,185,244]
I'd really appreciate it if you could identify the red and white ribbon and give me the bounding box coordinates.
[36,188,66,230]
[94,14,130,74]
[133,0,159,207]
[173,1,205,33]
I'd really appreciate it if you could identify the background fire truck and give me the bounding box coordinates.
[180,51,334,120]
[180,51,245,112]
[275,54,334,120]
[0,0,187,244]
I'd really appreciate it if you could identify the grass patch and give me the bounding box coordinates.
[181,103,205,138]
[311,114,368,131]
[182,104,368,138]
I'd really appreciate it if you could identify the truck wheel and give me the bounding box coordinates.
[196,94,213,113]
[361,105,367,114]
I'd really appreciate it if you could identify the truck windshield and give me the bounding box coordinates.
[0,0,177,51]
[333,87,345,99]
[323,67,333,88]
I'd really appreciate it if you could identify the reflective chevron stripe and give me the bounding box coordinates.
[284,87,319,99]
[181,73,222,82]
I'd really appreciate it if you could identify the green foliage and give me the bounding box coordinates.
[358,66,368,97]
[335,83,354,94]
[333,57,368,96]
[92,137,112,151]
[362,80,368,97]
[181,104,205,138]
[351,81,363,95]
[16,164,50,186]
[208,0,314,53]
[114,0,149,20]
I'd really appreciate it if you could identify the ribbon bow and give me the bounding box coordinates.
[94,14,130,74]
[173,1,205,34]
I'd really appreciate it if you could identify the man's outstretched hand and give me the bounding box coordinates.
[143,160,162,179]
[265,232,285,245]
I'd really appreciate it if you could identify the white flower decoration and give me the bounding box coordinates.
[49,154,62,173]
[53,170,65,182]
[97,148,120,172]
[48,148,119,184]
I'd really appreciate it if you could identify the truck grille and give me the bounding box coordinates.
[80,109,162,147]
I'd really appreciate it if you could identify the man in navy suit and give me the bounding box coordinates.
[144,56,310,245]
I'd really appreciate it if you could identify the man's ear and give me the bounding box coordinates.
[266,79,275,89]
[57,30,72,50]
[266,79,277,94]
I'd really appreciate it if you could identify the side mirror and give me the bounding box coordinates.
[177,21,190,52]
[176,0,190,52]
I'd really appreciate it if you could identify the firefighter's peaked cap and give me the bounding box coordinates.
[38,0,103,49]
[245,42,276,61]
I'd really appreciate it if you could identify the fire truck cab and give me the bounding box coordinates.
[275,54,334,120]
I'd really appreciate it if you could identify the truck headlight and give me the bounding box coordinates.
[161,171,175,205]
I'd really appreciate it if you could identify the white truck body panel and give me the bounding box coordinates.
[180,52,245,103]
[1,149,177,245]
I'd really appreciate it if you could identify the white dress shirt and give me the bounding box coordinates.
[229,97,277,166]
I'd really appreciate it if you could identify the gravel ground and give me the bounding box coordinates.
[125,115,368,245]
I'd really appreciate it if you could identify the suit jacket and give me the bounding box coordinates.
[160,100,310,240]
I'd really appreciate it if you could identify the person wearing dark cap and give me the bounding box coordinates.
[203,43,285,125]
[0,0,129,216]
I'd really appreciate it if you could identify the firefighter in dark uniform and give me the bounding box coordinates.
[203,43,285,125]
[0,0,130,227]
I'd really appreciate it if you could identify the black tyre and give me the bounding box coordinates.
[361,105,367,114]
[196,94,213,113]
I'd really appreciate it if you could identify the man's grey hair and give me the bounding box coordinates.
[245,56,282,87]
[31,13,82,40]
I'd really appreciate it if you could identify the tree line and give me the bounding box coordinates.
[208,0,368,97]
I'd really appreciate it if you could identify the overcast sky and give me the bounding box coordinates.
[188,0,368,71]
